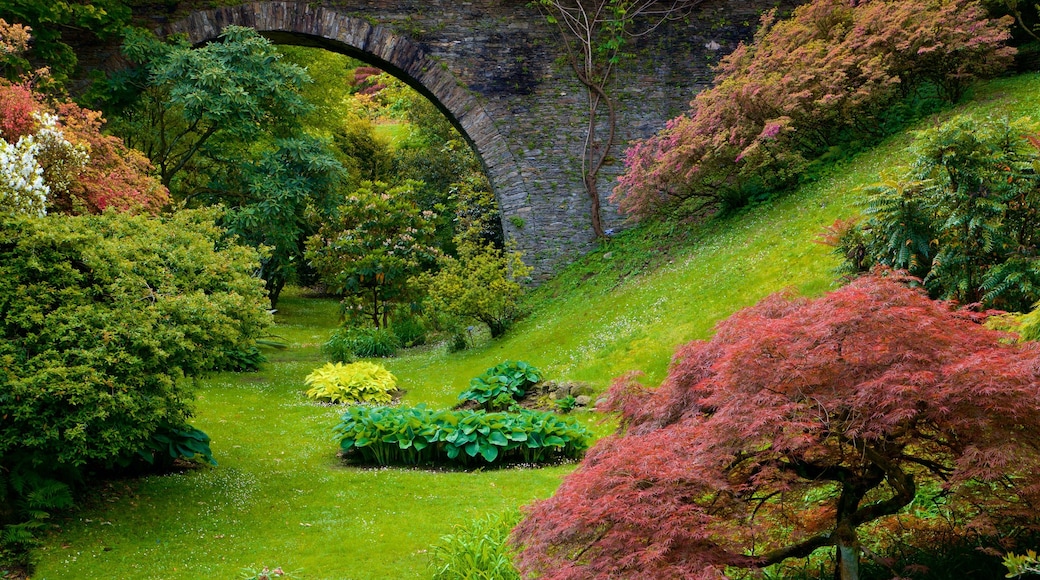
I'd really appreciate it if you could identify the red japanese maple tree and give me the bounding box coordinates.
[512,275,1040,580]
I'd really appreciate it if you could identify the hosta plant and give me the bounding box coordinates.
[304,361,397,405]
[459,360,543,410]
[334,405,589,467]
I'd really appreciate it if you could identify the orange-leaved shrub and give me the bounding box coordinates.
[0,80,169,214]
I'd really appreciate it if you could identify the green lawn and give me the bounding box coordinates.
[29,73,1040,579]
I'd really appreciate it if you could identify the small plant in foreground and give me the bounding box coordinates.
[430,509,521,580]
[241,565,286,580]
[554,395,577,413]
[1005,550,1040,577]
[304,361,397,405]
[459,360,543,410]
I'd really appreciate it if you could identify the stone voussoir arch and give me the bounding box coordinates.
[154,0,791,278]
[166,1,529,265]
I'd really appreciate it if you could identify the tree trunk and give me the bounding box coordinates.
[835,540,860,580]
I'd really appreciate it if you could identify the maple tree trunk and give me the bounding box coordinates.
[835,541,860,580]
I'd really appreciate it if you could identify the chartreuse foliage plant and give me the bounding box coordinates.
[335,405,589,467]
[459,360,543,410]
[1005,550,1040,577]
[425,241,531,339]
[304,361,398,405]
[513,275,1040,580]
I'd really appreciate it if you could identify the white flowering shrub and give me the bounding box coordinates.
[0,112,87,217]
[0,135,47,216]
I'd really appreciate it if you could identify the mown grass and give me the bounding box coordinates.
[29,73,1040,579]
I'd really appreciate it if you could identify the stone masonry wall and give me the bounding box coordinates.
[131,0,800,278]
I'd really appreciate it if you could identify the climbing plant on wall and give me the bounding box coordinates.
[532,0,707,238]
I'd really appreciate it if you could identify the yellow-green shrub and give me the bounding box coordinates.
[304,361,397,404]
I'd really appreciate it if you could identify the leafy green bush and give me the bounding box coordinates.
[390,313,427,348]
[305,361,398,405]
[424,241,531,339]
[218,346,268,372]
[828,116,1040,311]
[430,509,521,580]
[334,405,589,467]
[130,424,217,468]
[0,210,269,555]
[459,361,543,411]
[323,326,400,359]
[321,328,357,363]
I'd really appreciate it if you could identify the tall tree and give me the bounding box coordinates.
[105,26,312,193]
[99,27,345,306]
[513,274,1040,580]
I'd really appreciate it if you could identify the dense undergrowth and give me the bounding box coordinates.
[22,72,1040,578]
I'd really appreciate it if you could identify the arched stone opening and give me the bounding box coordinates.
[167,1,522,255]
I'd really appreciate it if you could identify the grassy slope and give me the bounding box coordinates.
[29,73,1040,579]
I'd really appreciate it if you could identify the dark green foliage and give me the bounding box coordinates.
[832,116,1040,310]
[334,405,589,467]
[218,346,267,372]
[390,313,427,348]
[323,326,400,359]
[130,424,217,468]
[321,328,356,363]
[458,361,543,411]
[0,0,131,84]
[0,461,75,565]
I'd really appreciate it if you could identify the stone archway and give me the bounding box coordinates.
[154,0,788,278]
[167,1,526,261]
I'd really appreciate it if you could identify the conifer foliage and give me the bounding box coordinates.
[512,275,1040,580]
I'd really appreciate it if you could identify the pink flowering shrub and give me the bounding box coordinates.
[613,0,1014,220]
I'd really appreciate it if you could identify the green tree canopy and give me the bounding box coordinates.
[306,180,440,328]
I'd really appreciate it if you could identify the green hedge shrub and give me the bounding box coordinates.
[304,361,397,404]
[334,405,589,467]
[0,210,269,555]
[459,360,543,411]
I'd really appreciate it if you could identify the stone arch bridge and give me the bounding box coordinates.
[136,0,782,277]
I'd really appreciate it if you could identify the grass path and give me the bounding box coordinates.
[28,73,1040,579]
[31,294,573,579]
